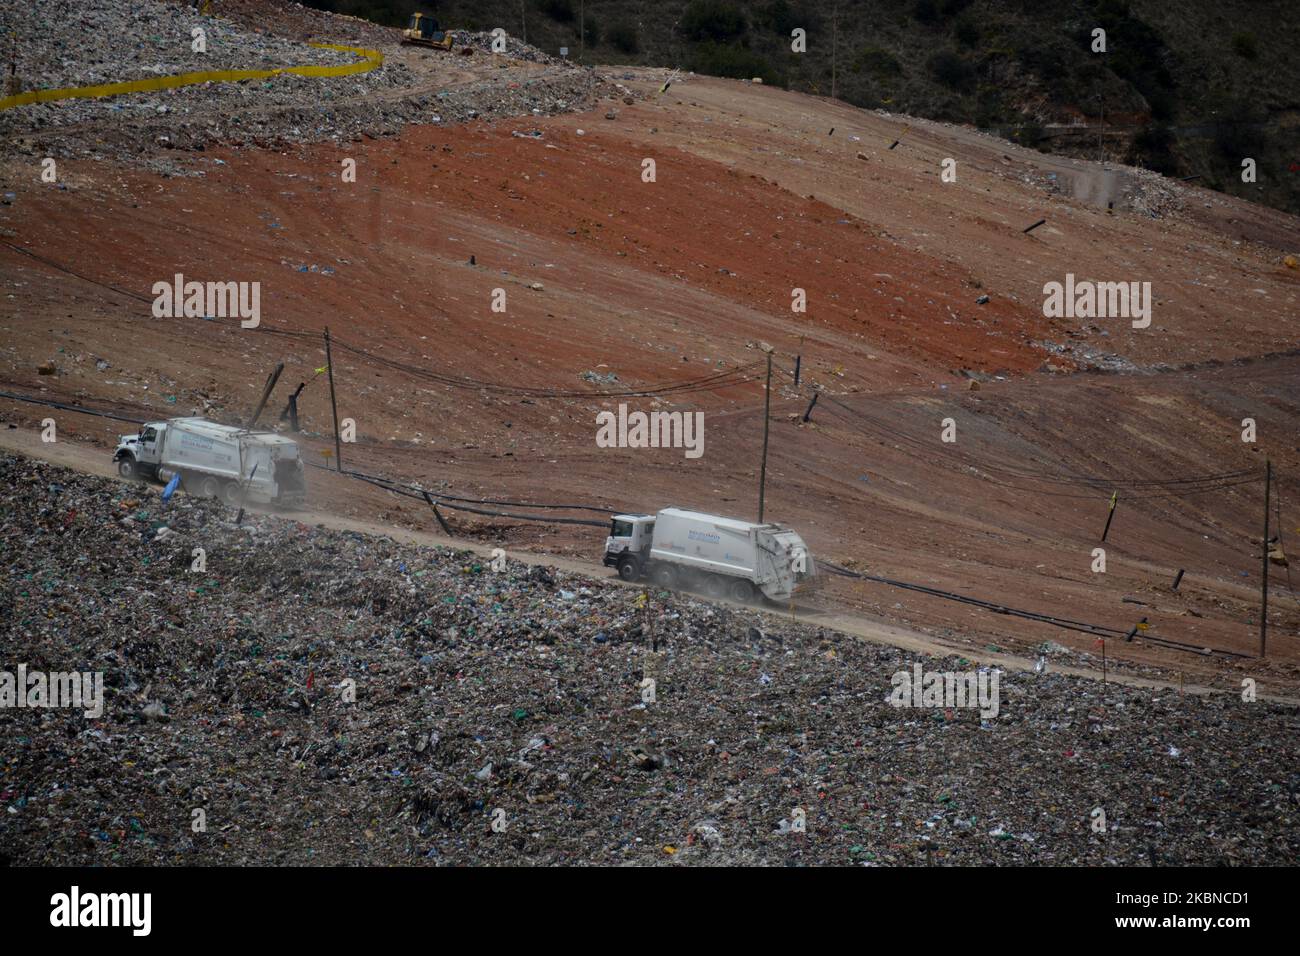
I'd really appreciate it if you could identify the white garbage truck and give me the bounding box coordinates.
[603,507,815,603]
[113,417,307,507]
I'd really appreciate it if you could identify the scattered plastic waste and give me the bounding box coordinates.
[2,454,1294,866]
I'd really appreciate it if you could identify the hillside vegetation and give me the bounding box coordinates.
[301,0,1300,215]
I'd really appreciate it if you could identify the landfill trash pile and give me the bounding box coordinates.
[2,454,1296,866]
[1030,164,1185,220]
[1120,166,1185,220]
[181,0,407,47]
[3,0,363,93]
[451,31,563,65]
[408,69,606,137]
[0,0,608,171]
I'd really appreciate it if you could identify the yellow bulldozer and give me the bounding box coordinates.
[402,12,454,50]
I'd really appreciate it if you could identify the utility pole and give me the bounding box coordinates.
[758,345,773,523]
[1097,95,1104,164]
[324,327,342,472]
[246,362,284,430]
[580,0,585,61]
[1100,490,1118,541]
[520,0,527,46]
[1260,459,1271,657]
[280,381,306,432]
[831,3,839,100]
[801,392,818,422]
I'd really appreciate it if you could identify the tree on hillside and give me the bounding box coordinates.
[539,0,575,23]
[679,0,748,43]
[607,20,639,54]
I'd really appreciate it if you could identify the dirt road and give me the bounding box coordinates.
[5,423,1294,704]
[3,62,1297,695]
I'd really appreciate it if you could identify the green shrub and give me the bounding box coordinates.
[928,49,974,89]
[954,15,979,47]
[845,88,883,110]
[1014,121,1045,147]
[1231,32,1258,59]
[688,41,780,84]
[607,20,638,54]
[761,0,802,36]
[680,1,748,42]
[853,46,903,77]
[974,89,1007,126]
[1090,3,1175,93]
[913,0,940,24]
[539,0,574,23]
[1213,117,1262,158]
[1016,39,1072,79]
[1128,124,1178,175]
[1145,85,1176,121]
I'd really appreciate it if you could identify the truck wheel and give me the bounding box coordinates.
[650,563,677,588]
[702,574,727,598]
[616,555,641,582]
[117,457,138,480]
[729,578,756,603]
[220,481,242,507]
[200,476,221,499]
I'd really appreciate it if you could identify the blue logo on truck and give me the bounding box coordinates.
[179,434,214,451]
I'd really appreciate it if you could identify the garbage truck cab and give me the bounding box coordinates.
[117,421,169,478]
[603,513,655,580]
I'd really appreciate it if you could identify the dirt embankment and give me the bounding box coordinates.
[2,64,1298,692]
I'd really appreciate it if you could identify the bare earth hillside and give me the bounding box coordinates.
[1,0,1298,870]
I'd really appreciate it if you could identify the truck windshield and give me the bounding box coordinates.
[611,519,634,537]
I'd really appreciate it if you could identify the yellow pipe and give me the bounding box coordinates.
[0,42,383,111]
